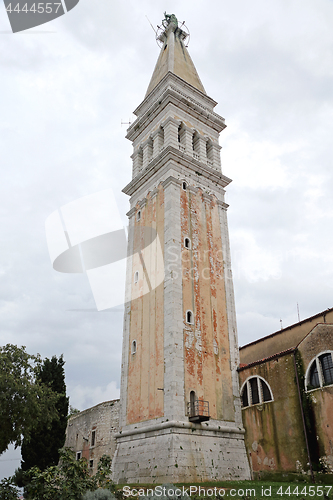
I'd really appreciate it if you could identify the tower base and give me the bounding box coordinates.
[112,420,251,484]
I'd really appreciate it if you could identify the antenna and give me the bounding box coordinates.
[121,119,132,127]
[297,303,300,322]
[280,319,283,330]
[145,15,157,35]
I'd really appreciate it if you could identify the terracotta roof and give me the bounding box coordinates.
[238,347,296,371]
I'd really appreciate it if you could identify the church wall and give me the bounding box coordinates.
[239,354,308,474]
[298,324,333,472]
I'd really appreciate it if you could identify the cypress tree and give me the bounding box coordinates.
[20,355,69,471]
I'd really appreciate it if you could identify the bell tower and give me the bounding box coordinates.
[113,14,250,483]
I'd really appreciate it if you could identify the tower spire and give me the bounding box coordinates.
[145,13,206,97]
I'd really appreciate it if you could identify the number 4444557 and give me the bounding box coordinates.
[6,3,62,14]
[277,486,332,496]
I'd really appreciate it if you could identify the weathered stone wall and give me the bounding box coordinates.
[298,324,333,472]
[65,400,119,476]
[239,354,307,474]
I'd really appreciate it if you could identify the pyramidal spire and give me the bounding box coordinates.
[145,13,206,97]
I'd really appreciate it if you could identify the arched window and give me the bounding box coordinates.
[137,210,141,222]
[182,181,187,191]
[186,310,194,325]
[306,351,333,391]
[134,271,139,283]
[240,376,273,408]
[131,340,137,355]
[184,237,191,249]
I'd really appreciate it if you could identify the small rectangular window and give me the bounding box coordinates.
[76,451,81,460]
[89,460,94,469]
[91,430,96,447]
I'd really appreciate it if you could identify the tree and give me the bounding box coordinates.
[24,449,120,500]
[0,478,19,500]
[0,344,59,454]
[21,355,69,472]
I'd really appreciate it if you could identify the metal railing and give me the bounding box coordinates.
[187,400,210,422]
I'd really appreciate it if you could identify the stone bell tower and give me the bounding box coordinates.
[112,14,250,483]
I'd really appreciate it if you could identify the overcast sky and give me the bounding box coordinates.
[1,0,333,478]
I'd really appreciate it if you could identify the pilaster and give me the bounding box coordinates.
[217,199,243,425]
[152,128,164,158]
[162,117,180,150]
[162,176,185,422]
[118,210,135,428]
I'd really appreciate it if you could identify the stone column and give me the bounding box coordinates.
[211,143,222,171]
[179,125,193,156]
[162,117,180,149]
[142,138,153,169]
[152,128,164,157]
[193,132,206,162]
[131,149,143,178]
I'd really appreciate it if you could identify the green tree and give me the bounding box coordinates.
[0,477,19,500]
[21,355,69,472]
[0,344,59,454]
[24,448,120,500]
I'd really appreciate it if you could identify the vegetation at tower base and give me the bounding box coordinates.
[20,355,69,473]
[0,344,59,455]
[21,449,121,500]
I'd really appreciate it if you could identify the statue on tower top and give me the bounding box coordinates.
[163,12,178,28]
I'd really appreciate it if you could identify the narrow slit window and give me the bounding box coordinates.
[134,271,139,283]
[137,210,141,221]
[184,237,191,249]
[132,340,137,355]
[91,430,96,447]
[89,460,94,469]
[182,181,187,190]
[186,310,194,324]
[76,452,82,460]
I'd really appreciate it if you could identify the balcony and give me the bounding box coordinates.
[187,400,210,423]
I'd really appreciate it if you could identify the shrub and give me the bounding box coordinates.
[82,489,116,500]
